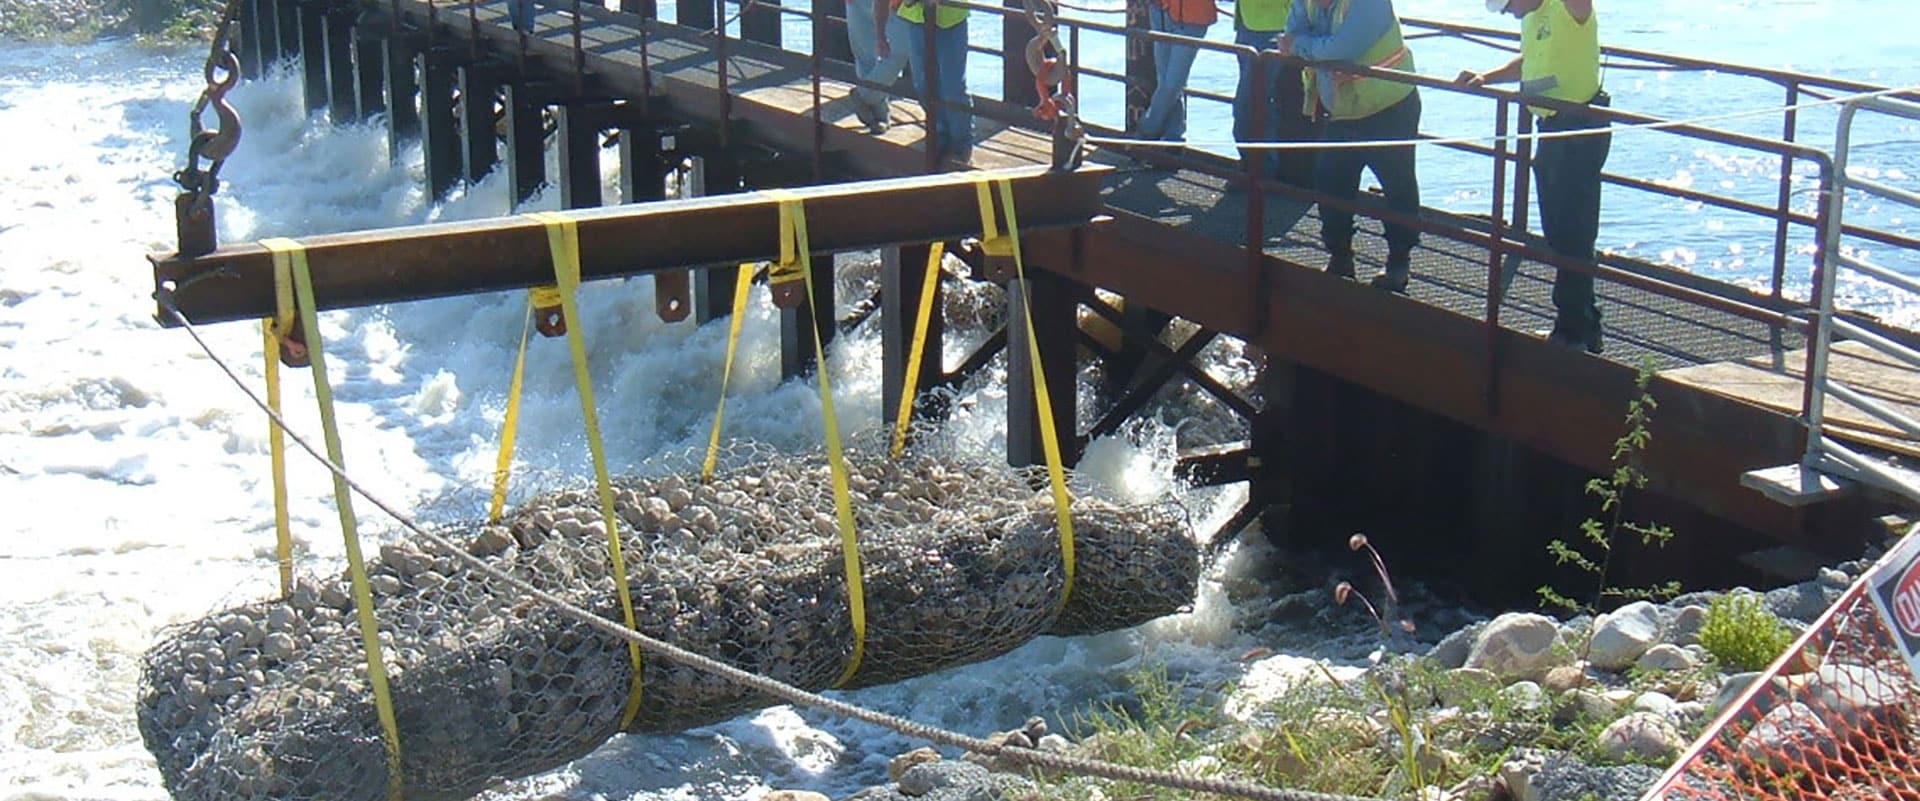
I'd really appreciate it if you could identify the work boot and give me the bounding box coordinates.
[1370,255,1411,293]
[1545,318,1604,355]
[1326,252,1355,279]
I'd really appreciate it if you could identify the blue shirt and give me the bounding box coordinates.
[1285,0,1399,112]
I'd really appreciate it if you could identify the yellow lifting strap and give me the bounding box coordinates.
[890,242,946,458]
[262,276,296,598]
[521,211,647,729]
[487,303,535,524]
[761,188,869,687]
[971,176,1078,611]
[490,286,566,521]
[258,237,406,801]
[702,264,759,480]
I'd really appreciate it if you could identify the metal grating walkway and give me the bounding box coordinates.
[1100,166,1805,371]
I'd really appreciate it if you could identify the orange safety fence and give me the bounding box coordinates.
[1644,526,1920,801]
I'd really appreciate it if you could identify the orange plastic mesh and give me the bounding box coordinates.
[1645,552,1920,801]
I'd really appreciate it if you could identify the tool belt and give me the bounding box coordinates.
[1538,88,1610,132]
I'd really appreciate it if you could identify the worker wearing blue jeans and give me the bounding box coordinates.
[509,0,535,33]
[1136,0,1217,141]
[1465,0,1608,352]
[848,2,910,133]
[878,0,972,165]
[1281,0,1422,291]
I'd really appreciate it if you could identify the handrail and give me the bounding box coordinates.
[1801,94,1920,504]
[1398,16,1920,102]
[410,0,1909,370]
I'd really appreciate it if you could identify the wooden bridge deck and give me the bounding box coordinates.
[388,0,1920,547]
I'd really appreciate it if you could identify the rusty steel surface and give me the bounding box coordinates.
[1025,217,1812,543]
[264,0,1918,545]
[151,165,1108,325]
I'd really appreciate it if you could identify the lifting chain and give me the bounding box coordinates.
[1018,0,1084,170]
[173,0,248,258]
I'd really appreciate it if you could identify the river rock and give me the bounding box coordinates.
[1465,613,1567,683]
[1666,605,1706,646]
[890,747,941,782]
[1736,702,1835,776]
[1588,601,1660,671]
[1596,712,1684,762]
[1635,643,1695,673]
[761,792,830,801]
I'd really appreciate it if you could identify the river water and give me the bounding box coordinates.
[0,1,1915,799]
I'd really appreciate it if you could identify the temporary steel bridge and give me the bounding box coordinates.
[156,0,1920,594]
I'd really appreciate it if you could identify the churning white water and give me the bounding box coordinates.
[0,35,1272,801]
[3,1,1919,798]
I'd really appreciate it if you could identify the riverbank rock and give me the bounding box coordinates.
[139,450,1198,801]
[1465,613,1568,683]
[1588,601,1661,671]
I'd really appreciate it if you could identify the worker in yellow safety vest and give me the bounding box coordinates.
[875,0,973,165]
[1278,0,1421,291]
[1461,0,1609,354]
[1232,0,1313,184]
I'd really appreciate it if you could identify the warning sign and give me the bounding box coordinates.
[1867,528,1920,680]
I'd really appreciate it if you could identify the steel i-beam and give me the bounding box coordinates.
[384,35,420,159]
[504,82,548,208]
[459,64,501,184]
[354,23,387,121]
[555,104,603,210]
[881,243,944,432]
[1007,270,1079,468]
[150,166,1109,326]
[325,5,358,121]
[420,47,462,201]
[299,0,329,114]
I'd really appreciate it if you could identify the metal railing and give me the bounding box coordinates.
[1800,94,1920,504]
[370,0,1920,433]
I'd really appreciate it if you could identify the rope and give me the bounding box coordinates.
[891,242,946,458]
[522,211,648,729]
[152,282,1390,801]
[761,188,870,688]
[1089,82,1920,150]
[257,238,405,801]
[973,175,1077,612]
[702,263,758,480]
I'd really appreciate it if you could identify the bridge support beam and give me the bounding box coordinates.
[504,82,548,208]
[693,154,744,324]
[354,24,387,121]
[1008,271,1079,468]
[420,47,463,201]
[780,255,835,380]
[882,243,945,440]
[325,5,359,122]
[1250,359,1297,546]
[299,0,329,115]
[237,0,264,79]
[384,35,421,165]
[555,104,603,210]
[620,124,688,321]
[459,64,501,185]
[276,0,302,79]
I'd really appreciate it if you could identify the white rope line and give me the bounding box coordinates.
[1087,83,1920,151]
